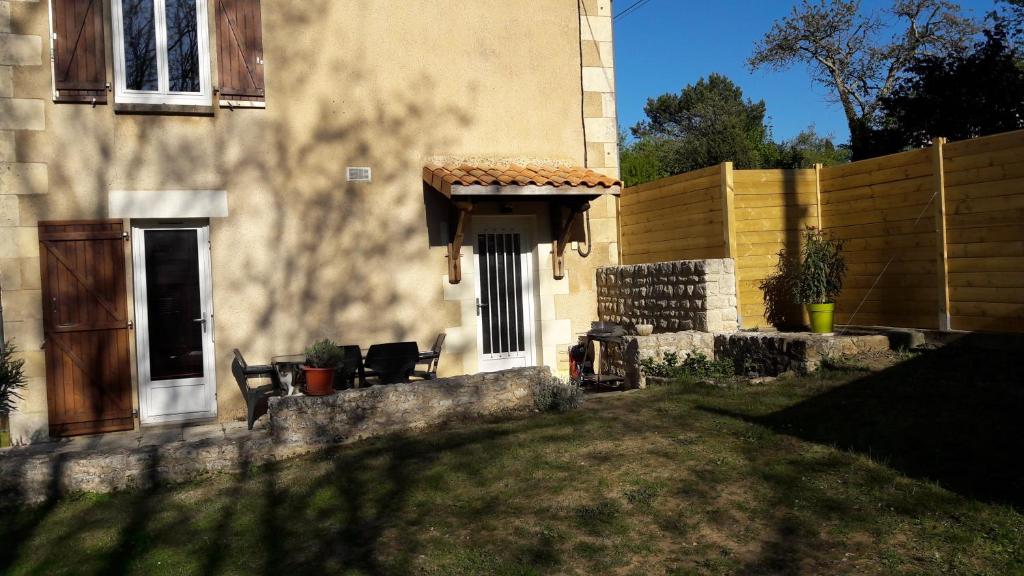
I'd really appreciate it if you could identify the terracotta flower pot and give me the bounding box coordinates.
[302,366,336,396]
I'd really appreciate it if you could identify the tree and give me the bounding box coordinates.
[631,74,776,174]
[749,0,976,160]
[774,127,852,168]
[997,0,1023,41]
[618,130,668,187]
[878,25,1024,148]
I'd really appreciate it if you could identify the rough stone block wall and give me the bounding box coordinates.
[596,259,738,333]
[714,333,890,375]
[269,367,555,446]
[602,331,715,389]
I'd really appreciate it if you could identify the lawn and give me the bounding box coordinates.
[2,336,1022,575]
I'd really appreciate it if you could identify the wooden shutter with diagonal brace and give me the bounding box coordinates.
[216,0,265,104]
[50,0,108,103]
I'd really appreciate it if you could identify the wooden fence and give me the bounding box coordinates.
[618,129,1024,333]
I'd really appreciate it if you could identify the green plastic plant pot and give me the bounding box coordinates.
[806,303,835,334]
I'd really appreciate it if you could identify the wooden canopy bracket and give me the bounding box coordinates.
[447,202,473,284]
[550,200,590,280]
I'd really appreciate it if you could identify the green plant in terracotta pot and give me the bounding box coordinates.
[0,340,28,447]
[794,227,847,333]
[302,339,345,396]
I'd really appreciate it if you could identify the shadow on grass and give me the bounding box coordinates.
[703,333,1024,511]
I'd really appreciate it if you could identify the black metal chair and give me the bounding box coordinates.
[414,333,446,379]
[231,349,283,430]
[335,345,364,390]
[363,342,419,385]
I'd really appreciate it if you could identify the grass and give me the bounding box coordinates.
[1,336,1022,575]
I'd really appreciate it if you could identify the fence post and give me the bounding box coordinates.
[932,137,951,331]
[814,163,823,229]
[720,162,740,327]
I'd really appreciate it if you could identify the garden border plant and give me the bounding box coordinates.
[0,340,28,447]
[761,226,847,333]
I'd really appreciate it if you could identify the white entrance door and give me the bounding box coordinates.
[132,222,217,424]
[474,218,537,371]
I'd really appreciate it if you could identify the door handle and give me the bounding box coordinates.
[475,298,488,316]
[193,316,207,332]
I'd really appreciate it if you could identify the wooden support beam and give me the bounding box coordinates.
[550,200,590,280]
[447,202,473,284]
[814,163,823,229]
[932,137,951,330]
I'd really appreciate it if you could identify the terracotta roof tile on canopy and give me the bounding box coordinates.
[423,164,621,197]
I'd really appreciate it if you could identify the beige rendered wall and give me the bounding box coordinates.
[1,0,619,441]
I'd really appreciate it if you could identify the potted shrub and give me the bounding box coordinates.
[794,227,847,333]
[1,340,28,447]
[302,339,345,396]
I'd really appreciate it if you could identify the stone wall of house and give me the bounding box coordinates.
[596,259,739,334]
[0,0,49,445]
[269,367,556,445]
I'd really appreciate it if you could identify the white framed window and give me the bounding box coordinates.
[111,0,212,106]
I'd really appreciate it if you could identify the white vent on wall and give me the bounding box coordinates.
[346,167,372,183]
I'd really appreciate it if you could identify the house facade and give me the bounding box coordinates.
[0,0,620,442]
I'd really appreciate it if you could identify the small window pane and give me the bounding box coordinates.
[166,0,201,92]
[121,0,158,91]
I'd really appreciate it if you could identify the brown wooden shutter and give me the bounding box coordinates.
[39,220,134,437]
[216,0,265,102]
[51,0,107,104]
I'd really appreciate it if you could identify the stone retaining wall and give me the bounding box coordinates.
[714,332,890,375]
[596,259,738,334]
[602,331,715,389]
[269,367,554,445]
[0,367,557,502]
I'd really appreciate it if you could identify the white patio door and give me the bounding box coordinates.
[474,218,537,372]
[132,222,217,424]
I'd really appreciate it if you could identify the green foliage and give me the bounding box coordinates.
[773,127,852,168]
[749,0,977,160]
[303,338,345,369]
[758,252,805,329]
[534,378,584,413]
[0,340,27,415]
[631,74,776,174]
[878,25,1024,149]
[639,351,734,382]
[794,228,847,305]
[618,133,668,187]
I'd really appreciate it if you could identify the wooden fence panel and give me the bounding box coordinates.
[732,169,818,328]
[819,148,940,329]
[943,130,1024,332]
[615,128,1024,334]
[620,165,727,264]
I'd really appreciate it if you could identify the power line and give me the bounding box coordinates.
[614,0,655,21]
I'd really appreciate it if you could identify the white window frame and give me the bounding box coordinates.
[111,0,213,106]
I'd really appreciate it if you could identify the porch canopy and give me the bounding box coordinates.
[423,163,622,283]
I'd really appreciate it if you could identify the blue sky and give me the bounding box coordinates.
[614,0,1002,144]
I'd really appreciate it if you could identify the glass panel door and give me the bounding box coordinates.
[143,229,204,380]
[132,223,217,423]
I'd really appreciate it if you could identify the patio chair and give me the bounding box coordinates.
[335,345,364,390]
[231,349,283,430]
[363,342,419,385]
[414,333,446,379]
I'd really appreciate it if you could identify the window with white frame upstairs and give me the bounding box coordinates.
[111,0,213,105]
